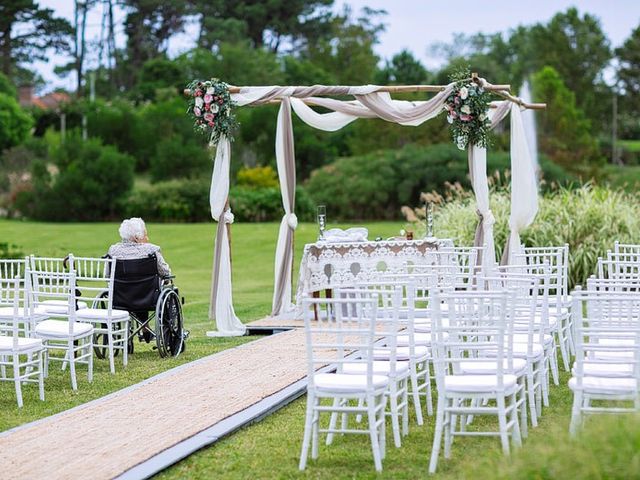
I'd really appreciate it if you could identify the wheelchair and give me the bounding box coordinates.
[93,254,187,358]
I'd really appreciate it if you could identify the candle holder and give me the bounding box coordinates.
[317,205,326,242]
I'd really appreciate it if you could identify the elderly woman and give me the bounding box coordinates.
[108,217,172,276]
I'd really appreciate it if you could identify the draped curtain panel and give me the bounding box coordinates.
[205,84,538,334]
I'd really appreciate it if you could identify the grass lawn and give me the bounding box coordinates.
[0,219,399,431]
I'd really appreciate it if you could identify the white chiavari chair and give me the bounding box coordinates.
[0,276,46,407]
[569,287,640,435]
[428,289,523,474]
[299,293,388,472]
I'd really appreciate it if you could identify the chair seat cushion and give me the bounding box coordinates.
[444,374,518,393]
[0,336,44,352]
[397,332,448,346]
[374,346,429,361]
[512,342,544,359]
[513,333,553,345]
[35,319,93,338]
[0,306,48,321]
[313,373,389,392]
[343,360,409,376]
[568,376,637,395]
[76,308,130,321]
[572,361,634,378]
[40,300,88,314]
[459,358,528,376]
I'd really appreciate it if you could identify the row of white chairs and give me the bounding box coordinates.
[568,242,640,433]
[0,255,128,407]
[299,245,571,473]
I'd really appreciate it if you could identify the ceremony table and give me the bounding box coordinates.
[295,237,454,305]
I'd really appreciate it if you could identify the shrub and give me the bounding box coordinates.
[405,184,640,288]
[15,135,135,221]
[306,143,575,221]
[149,137,211,182]
[0,93,33,152]
[126,179,210,222]
[236,165,279,188]
[125,179,316,223]
[0,243,24,259]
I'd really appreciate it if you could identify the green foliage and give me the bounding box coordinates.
[376,49,429,85]
[132,56,184,101]
[306,143,575,221]
[0,242,23,259]
[0,93,33,152]
[428,185,640,288]
[16,135,135,221]
[616,24,640,138]
[230,186,315,222]
[532,66,603,170]
[237,166,279,188]
[0,72,17,98]
[126,179,210,222]
[149,137,211,183]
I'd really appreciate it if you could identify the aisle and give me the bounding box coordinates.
[0,329,308,480]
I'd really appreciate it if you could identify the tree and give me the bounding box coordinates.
[0,1,72,79]
[121,0,189,87]
[0,93,33,152]
[194,0,334,52]
[532,66,602,171]
[376,49,429,85]
[616,23,640,138]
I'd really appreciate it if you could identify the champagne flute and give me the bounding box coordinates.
[317,205,326,241]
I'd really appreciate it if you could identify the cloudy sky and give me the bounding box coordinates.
[37,0,640,91]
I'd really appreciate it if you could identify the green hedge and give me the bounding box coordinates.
[306,143,575,220]
[125,180,316,223]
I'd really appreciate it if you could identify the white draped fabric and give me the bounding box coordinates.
[204,83,538,333]
[501,104,538,264]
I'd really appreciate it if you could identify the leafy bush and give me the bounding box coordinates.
[126,179,210,222]
[149,137,211,182]
[407,184,640,288]
[125,179,316,223]
[0,93,33,152]
[230,186,315,222]
[306,143,575,220]
[0,243,24,259]
[236,165,279,188]
[15,135,135,221]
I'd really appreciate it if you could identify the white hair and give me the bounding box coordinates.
[118,217,146,242]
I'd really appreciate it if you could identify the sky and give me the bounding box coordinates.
[35,0,640,93]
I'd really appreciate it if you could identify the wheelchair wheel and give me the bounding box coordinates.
[155,289,184,358]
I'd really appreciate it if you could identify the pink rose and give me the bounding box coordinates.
[454,96,460,105]
[460,114,472,122]
[208,121,215,127]
[194,107,202,117]
[218,99,223,104]
[204,104,210,111]
[194,89,203,97]
[204,112,214,122]
[204,94,213,103]
[451,110,457,118]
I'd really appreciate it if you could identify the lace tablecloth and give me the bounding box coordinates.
[295,237,454,304]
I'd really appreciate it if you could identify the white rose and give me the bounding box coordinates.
[211,103,219,113]
[206,87,214,95]
[195,97,204,108]
[479,113,487,121]
[447,115,453,124]
[459,86,469,100]
[461,104,471,115]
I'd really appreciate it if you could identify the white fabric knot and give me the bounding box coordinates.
[286,213,298,230]
[223,210,234,224]
[483,210,496,227]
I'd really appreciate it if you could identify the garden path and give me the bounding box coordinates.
[0,327,307,480]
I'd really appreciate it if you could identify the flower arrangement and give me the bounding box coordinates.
[186,78,238,145]
[444,69,492,150]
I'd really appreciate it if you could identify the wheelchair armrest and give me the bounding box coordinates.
[162,275,176,280]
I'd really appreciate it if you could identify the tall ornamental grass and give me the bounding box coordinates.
[406,184,640,288]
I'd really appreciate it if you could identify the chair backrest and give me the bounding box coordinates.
[110,254,161,311]
[614,241,640,256]
[586,276,640,293]
[0,258,27,281]
[571,287,640,387]
[301,293,379,391]
[431,289,514,390]
[408,248,478,290]
[72,256,117,313]
[0,277,27,348]
[29,267,78,334]
[29,255,69,274]
[597,256,640,281]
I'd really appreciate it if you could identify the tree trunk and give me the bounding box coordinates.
[1,25,12,76]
